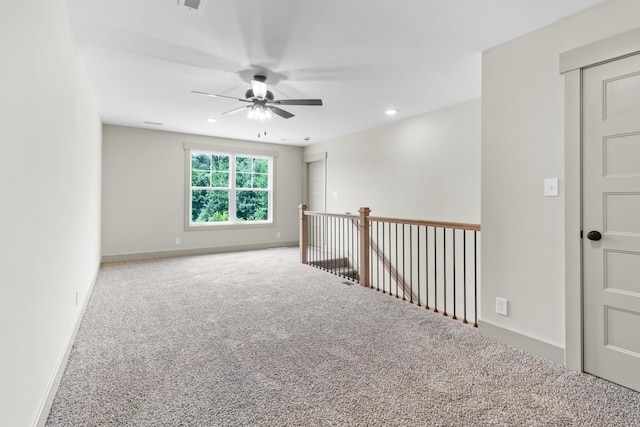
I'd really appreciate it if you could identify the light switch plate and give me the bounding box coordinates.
[544,178,559,197]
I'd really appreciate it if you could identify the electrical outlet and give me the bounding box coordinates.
[276,232,281,239]
[175,237,181,245]
[496,297,508,316]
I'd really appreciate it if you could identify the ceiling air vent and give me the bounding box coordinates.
[178,0,207,14]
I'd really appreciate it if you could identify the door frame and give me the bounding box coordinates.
[302,151,327,212]
[561,27,640,371]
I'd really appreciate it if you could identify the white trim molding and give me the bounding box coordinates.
[303,151,327,164]
[101,241,298,263]
[35,267,101,427]
[560,27,640,73]
[184,143,277,231]
[479,321,565,365]
[183,141,279,158]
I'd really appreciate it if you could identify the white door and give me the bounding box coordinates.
[307,160,326,250]
[308,160,325,212]
[583,53,640,392]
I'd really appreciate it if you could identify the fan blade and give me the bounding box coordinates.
[271,99,323,106]
[268,106,294,119]
[191,91,249,102]
[222,106,250,115]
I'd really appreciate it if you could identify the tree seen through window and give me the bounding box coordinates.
[190,152,271,224]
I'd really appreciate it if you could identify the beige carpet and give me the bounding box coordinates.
[46,247,640,426]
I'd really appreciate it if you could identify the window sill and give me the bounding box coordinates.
[185,221,275,232]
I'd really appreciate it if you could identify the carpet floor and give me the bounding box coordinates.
[46,247,640,426]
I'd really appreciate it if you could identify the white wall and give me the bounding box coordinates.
[0,1,102,426]
[102,125,302,259]
[481,0,640,357]
[303,99,481,223]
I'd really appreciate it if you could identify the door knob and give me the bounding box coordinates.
[587,230,602,241]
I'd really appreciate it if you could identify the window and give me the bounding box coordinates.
[187,146,274,227]
[234,156,270,222]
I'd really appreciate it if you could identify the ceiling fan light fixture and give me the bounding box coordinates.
[247,106,272,121]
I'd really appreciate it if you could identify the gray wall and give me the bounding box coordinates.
[0,1,103,425]
[303,99,481,223]
[102,125,303,259]
[481,0,640,358]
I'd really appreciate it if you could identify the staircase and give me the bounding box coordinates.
[308,257,359,281]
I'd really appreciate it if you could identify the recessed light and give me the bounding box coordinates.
[143,121,163,126]
[385,109,398,116]
[205,118,217,123]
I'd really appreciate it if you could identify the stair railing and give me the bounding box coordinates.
[299,205,481,327]
[301,207,361,282]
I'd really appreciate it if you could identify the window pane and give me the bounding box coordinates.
[253,158,268,173]
[212,155,229,171]
[192,190,229,223]
[236,172,250,188]
[254,173,268,189]
[191,170,210,187]
[211,172,229,187]
[192,154,210,170]
[237,173,267,189]
[236,156,252,172]
[236,190,269,221]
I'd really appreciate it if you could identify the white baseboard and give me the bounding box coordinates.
[478,320,565,365]
[34,267,100,427]
[101,241,299,263]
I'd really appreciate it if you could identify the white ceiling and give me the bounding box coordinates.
[65,0,605,146]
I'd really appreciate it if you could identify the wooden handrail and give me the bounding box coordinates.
[304,211,479,231]
[304,211,358,220]
[368,216,480,231]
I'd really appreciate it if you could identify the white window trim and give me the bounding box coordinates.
[184,142,278,231]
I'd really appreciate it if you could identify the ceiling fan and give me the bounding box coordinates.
[193,75,323,120]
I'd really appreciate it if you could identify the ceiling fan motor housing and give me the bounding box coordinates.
[245,89,274,101]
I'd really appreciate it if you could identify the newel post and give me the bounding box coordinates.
[358,207,371,287]
[299,204,308,264]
